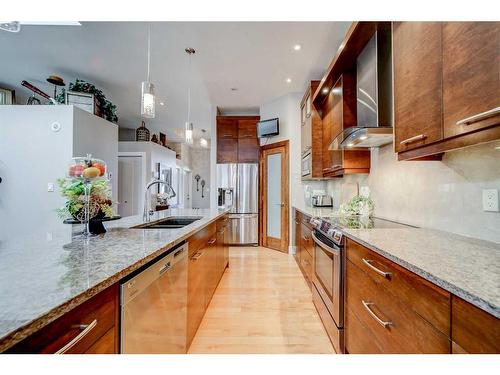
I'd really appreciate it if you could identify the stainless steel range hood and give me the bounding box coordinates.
[330,27,393,150]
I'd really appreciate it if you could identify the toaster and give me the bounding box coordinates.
[311,195,333,207]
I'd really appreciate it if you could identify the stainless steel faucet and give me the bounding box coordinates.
[143,179,176,222]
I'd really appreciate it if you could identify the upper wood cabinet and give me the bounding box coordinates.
[442,22,500,138]
[394,21,500,160]
[217,116,260,163]
[393,22,443,152]
[300,81,323,179]
[217,118,239,139]
[321,73,370,177]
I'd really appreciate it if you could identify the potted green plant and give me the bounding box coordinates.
[56,79,118,123]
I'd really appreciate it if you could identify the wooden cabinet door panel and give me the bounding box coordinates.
[187,248,207,347]
[217,118,238,138]
[217,138,238,163]
[300,223,313,257]
[238,119,258,138]
[393,22,443,152]
[452,296,500,354]
[238,137,259,163]
[442,22,500,138]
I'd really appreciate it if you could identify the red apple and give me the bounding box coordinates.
[92,162,106,176]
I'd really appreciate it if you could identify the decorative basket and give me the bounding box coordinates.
[136,120,150,141]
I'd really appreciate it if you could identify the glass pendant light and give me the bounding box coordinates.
[200,129,208,148]
[185,47,195,144]
[141,25,155,118]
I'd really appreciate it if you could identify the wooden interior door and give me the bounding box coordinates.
[261,141,289,252]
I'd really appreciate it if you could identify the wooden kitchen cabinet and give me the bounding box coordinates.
[394,21,500,160]
[217,116,260,164]
[293,210,313,289]
[393,22,443,152]
[451,296,500,354]
[217,138,238,163]
[7,284,119,354]
[442,22,500,138]
[187,222,216,347]
[320,74,370,177]
[300,81,324,179]
[345,238,451,354]
[216,215,229,277]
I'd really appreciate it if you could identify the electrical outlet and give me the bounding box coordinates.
[482,189,499,212]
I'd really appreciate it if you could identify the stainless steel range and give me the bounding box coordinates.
[309,217,345,354]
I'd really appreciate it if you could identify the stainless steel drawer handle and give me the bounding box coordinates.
[400,134,427,145]
[456,106,500,126]
[208,238,217,245]
[362,301,392,328]
[362,258,391,278]
[55,319,98,354]
[302,235,310,241]
[159,262,171,275]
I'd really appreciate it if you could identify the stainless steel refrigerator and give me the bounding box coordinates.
[217,163,258,245]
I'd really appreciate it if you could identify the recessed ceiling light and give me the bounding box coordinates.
[322,87,329,94]
[293,44,301,51]
[159,102,164,106]
[496,146,500,150]
[360,135,368,140]
[347,143,354,148]
[286,78,292,83]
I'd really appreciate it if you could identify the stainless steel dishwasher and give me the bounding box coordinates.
[120,241,188,353]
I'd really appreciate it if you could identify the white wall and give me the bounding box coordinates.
[326,140,500,243]
[191,147,211,209]
[73,108,118,201]
[0,106,118,235]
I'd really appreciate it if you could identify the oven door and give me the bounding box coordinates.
[311,230,343,328]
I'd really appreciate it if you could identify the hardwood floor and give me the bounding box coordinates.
[188,246,334,354]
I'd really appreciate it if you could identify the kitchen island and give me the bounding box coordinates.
[0,208,229,352]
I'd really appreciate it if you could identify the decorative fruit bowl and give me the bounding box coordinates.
[67,155,107,180]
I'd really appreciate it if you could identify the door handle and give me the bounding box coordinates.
[456,106,500,126]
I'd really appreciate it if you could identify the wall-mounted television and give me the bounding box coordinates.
[257,118,279,138]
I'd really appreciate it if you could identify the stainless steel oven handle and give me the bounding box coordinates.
[362,301,392,328]
[362,258,391,278]
[311,231,340,255]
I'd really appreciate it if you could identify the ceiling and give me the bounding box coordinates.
[0,22,350,141]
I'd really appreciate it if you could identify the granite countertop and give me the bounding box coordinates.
[0,207,228,352]
[293,205,500,318]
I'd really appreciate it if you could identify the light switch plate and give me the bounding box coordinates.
[47,182,54,192]
[482,189,499,212]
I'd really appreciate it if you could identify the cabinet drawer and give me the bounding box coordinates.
[300,223,313,257]
[188,222,216,256]
[312,284,343,354]
[452,296,500,354]
[8,284,118,354]
[84,328,116,354]
[300,247,312,281]
[346,239,450,335]
[346,260,450,353]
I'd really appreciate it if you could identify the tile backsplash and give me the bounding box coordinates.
[325,140,500,243]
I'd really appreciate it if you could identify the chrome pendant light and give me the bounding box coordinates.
[141,25,155,118]
[185,47,195,144]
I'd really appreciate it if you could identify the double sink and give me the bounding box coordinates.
[133,216,202,229]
